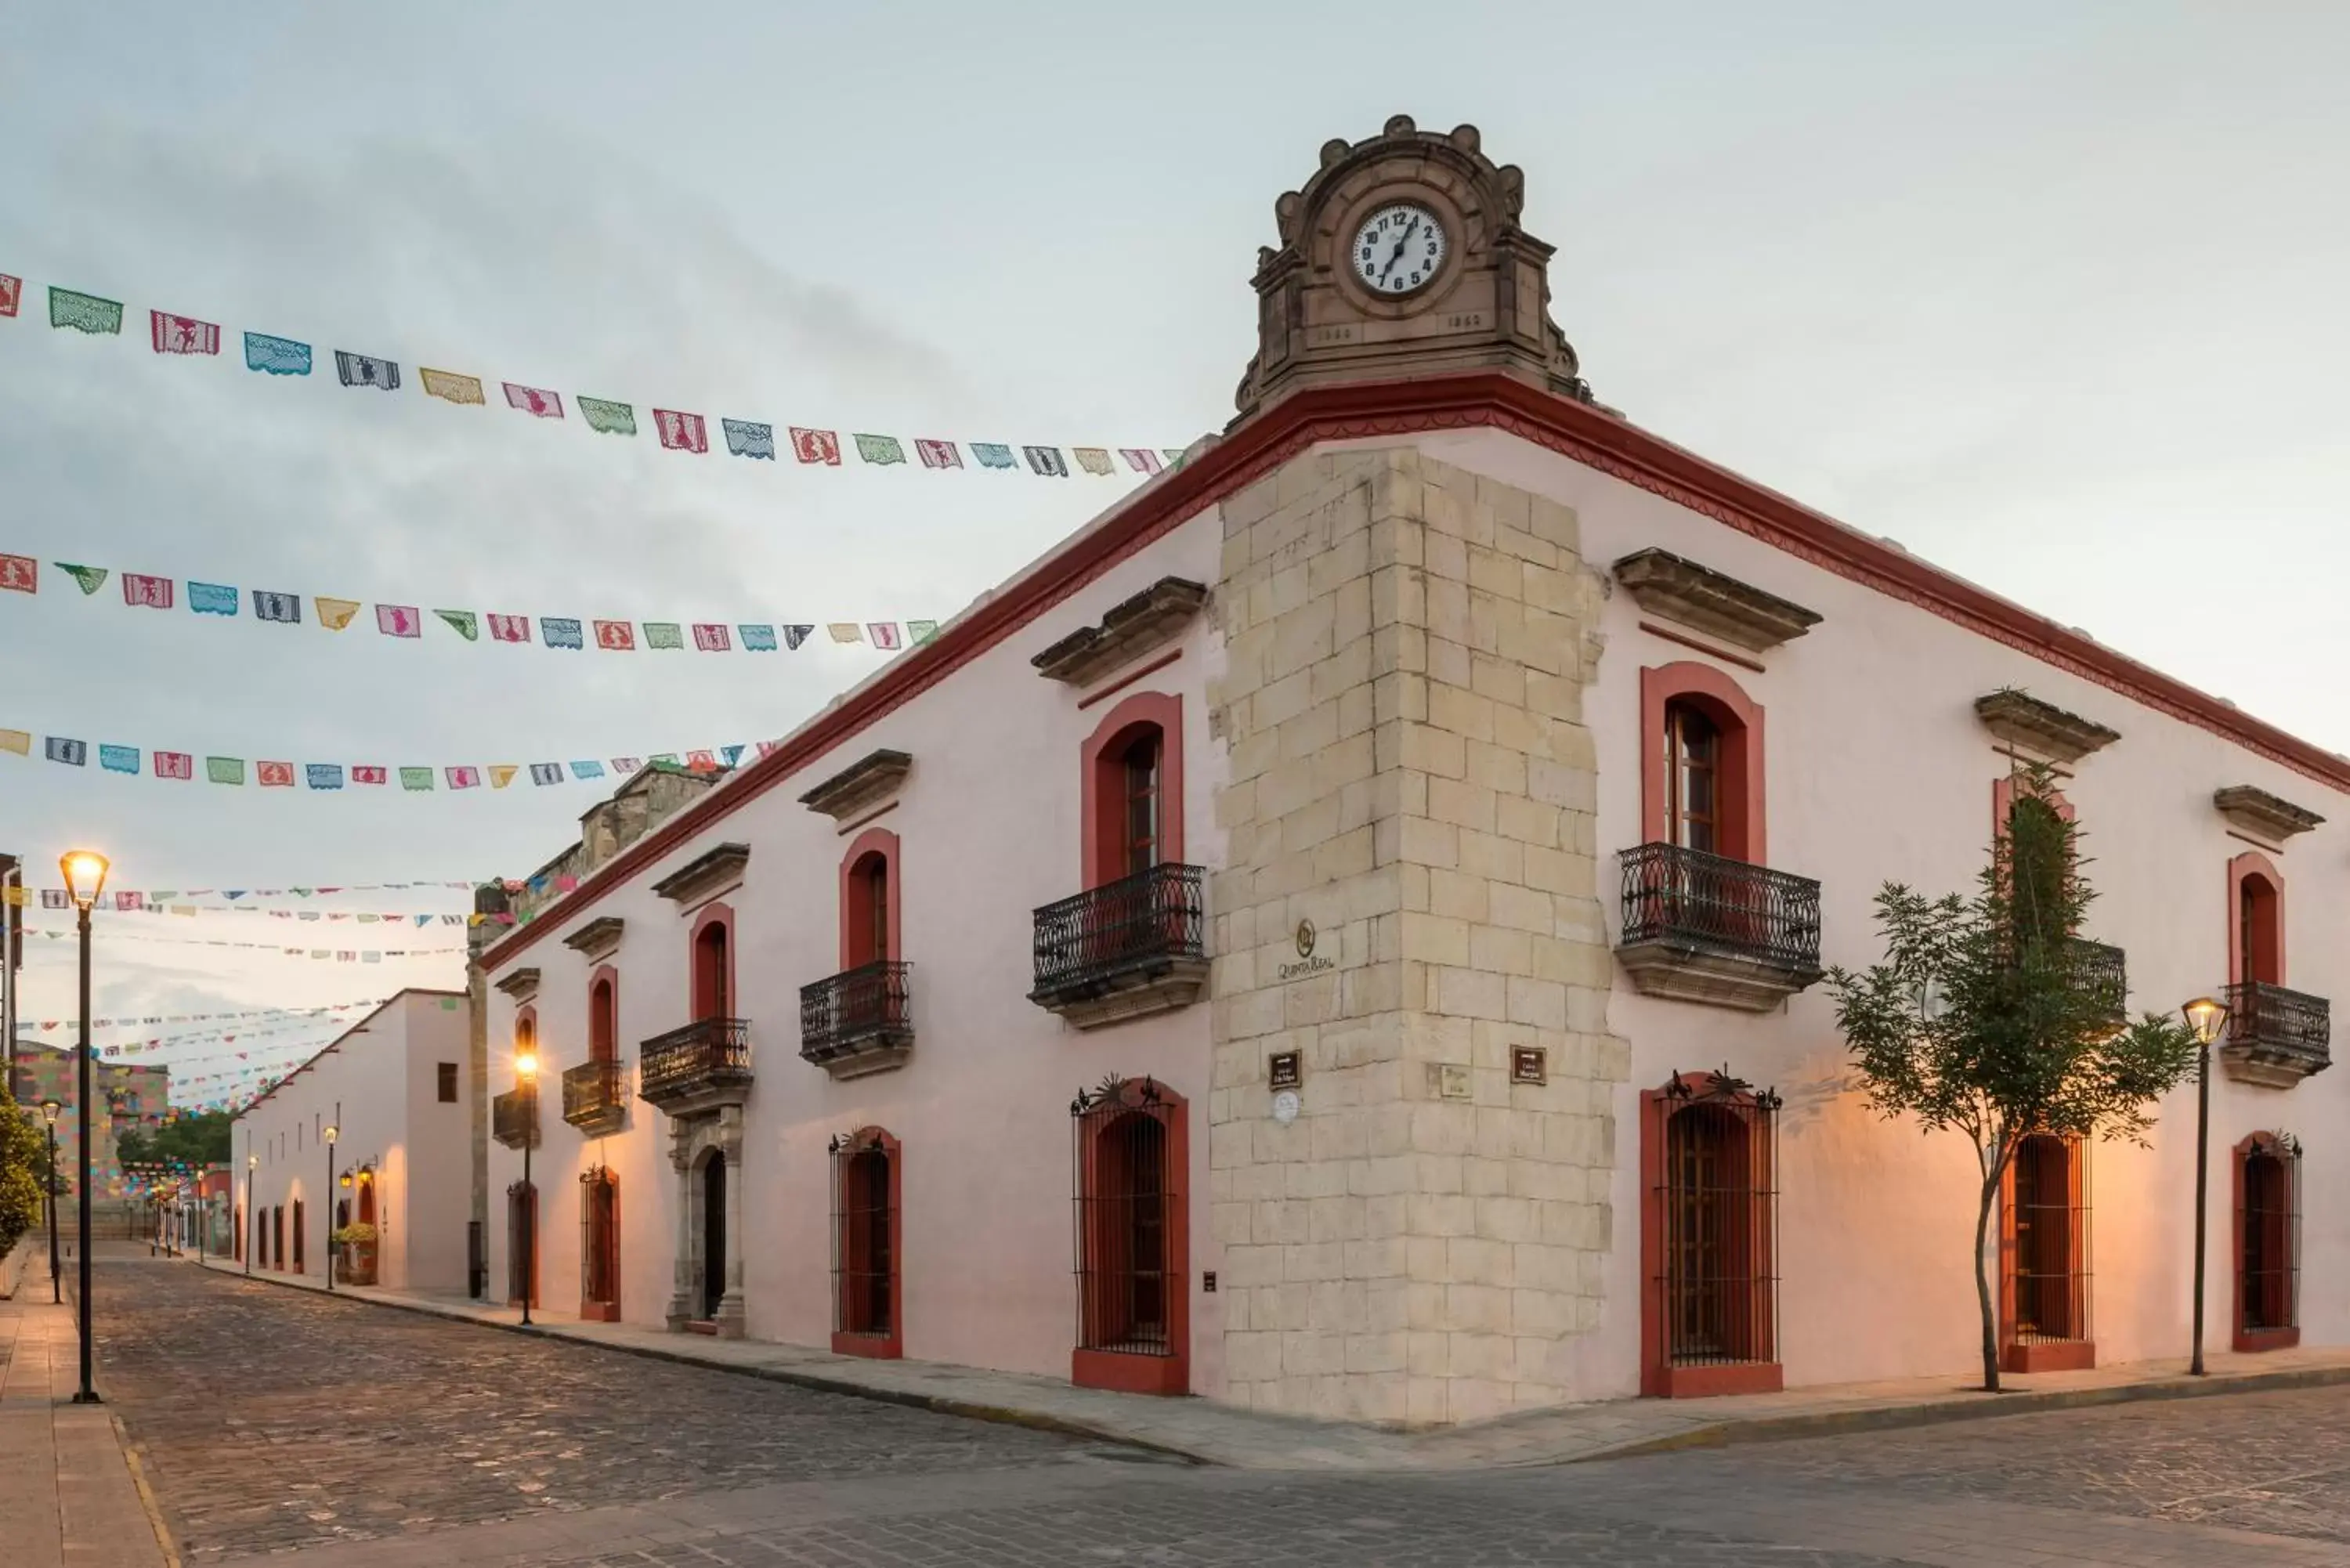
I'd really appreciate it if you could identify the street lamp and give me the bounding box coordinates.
[323,1122,338,1291]
[514,1048,537,1326]
[2182,995,2229,1377]
[244,1151,258,1277]
[60,848,108,1405]
[41,1100,61,1304]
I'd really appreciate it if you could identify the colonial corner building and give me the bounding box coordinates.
[451,118,2338,1425]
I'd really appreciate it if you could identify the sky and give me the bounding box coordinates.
[3,2,2345,1100]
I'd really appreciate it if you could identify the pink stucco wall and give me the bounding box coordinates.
[484,505,1231,1389]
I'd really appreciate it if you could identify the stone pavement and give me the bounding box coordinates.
[203,1252,2350,1471]
[0,1248,175,1568]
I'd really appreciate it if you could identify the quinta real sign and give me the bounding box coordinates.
[1278,918,1336,981]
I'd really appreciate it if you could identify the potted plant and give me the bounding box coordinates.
[331,1221,379,1285]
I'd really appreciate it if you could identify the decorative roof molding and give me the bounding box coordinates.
[561,916,626,962]
[2214,786,2325,850]
[1032,577,1209,686]
[797,750,912,822]
[1975,689,2120,765]
[492,968,540,1003]
[651,843,750,905]
[1611,549,1821,654]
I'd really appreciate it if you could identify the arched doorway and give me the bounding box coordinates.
[580,1168,620,1321]
[1071,1078,1188,1394]
[1639,1070,1781,1396]
[2236,1133,2300,1350]
[700,1151,726,1321]
[2003,1133,2092,1370]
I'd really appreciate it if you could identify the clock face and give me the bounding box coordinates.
[1351,202,1448,296]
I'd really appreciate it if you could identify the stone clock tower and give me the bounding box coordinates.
[1233,115,1595,422]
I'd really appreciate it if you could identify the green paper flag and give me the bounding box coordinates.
[205,756,245,786]
[435,609,479,641]
[56,563,109,595]
[854,433,906,466]
[906,619,940,645]
[400,767,433,792]
[643,622,685,650]
[649,752,678,765]
[49,287,125,335]
[578,397,637,435]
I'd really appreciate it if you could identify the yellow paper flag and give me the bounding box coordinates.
[421,367,486,406]
[3,886,27,906]
[490,764,519,789]
[0,728,28,756]
[316,597,361,630]
[827,622,862,644]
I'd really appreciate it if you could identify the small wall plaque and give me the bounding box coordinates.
[1202,1271,1217,1294]
[1511,1046,1548,1086]
[1267,1050,1302,1089]
[1437,1064,1473,1100]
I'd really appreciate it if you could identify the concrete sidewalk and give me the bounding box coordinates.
[0,1279,175,1568]
[201,1254,2350,1471]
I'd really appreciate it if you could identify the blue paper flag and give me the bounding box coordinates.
[306,764,344,790]
[99,743,140,775]
[569,760,605,779]
[244,332,313,376]
[723,418,776,459]
[739,623,777,652]
[542,617,584,650]
[188,582,240,616]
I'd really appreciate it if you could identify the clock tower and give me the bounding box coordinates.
[1233,116,1595,423]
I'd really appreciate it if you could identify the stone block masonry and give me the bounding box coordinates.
[1208,446,1627,1427]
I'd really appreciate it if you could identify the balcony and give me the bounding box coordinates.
[491,1086,539,1149]
[637,1017,754,1115]
[1030,863,1209,1030]
[801,962,914,1079]
[1614,843,1823,1012]
[562,1058,628,1136]
[2073,940,2128,1024]
[2222,981,2332,1089]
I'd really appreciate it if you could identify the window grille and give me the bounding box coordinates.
[1071,1076,1180,1359]
[2008,1134,2092,1348]
[1654,1069,1779,1371]
[2240,1133,2301,1334]
[829,1131,896,1340]
[580,1167,620,1311]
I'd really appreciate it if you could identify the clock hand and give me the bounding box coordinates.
[1379,216,1420,283]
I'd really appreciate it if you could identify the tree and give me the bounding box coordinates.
[0,1084,46,1257]
[117,1108,233,1169]
[1826,763,2199,1392]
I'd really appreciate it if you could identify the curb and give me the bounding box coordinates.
[114,1414,185,1568]
[204,1262,1210,1465]
[1585,1363,2350,1461]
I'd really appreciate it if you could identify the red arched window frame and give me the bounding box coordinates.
[689,903,736,1021]
[580,1167,622,1323]
[1991,771,2076,840]
[830,1126,903,1360]
[839,828,902,971]
[515,1004,539,1066]
[2228,851,2286,988]
[1640,663,1764,864]
[1072,1078,1190,1396]
[1081,692,1185,888]
[588,966,620,1063]
[2232,1131,2300,1352]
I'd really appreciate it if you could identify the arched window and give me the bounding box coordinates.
[837,829,902,972]
[1640,663,1762,864]
[1081,692,1186,889]
[580,1167,620,1321]
[1640,1071,1781,1396]
[830,1129,902,1357]
[291,1198,306,1274]
[1071,1078,1188,1395]
[2001,1133,2092,1371]
[589,970,618,1064]
[692,915,731,1020]
[515,1008,537,1061]
[2236,1133,2301,1351]
[2229,851,2285,989]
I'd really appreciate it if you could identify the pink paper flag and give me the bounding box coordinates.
[351,765,388,785]
[376,605,421,638]
[503,383,563,418]
[790,427,841,466]
[150,311,221,356]
[446,765,481,789]
[1119,447,1164,474]
[487,613,530,643]
[0,275,18,317]
[154,751,193,780]
[869,622,903,649]
[595,620,635,651]
[123,573,175,609]
[692,623,731,652]
[258,761,295,787]
[915,439,962,470]
[655,409,708,453]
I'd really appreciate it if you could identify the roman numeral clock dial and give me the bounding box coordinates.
[1351,202,1448,296]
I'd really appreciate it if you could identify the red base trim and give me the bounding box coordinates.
[2234,1324,2301,1353]
[1646,1360,1784,1399]
[578,1301,621,1323]
[2003,1339,2095,1374]
[685,1320,718,1336]
[831,1330,903,1360]
[1072,1346,1188,1396]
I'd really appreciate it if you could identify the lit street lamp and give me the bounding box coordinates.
[324,1121,338,1292]
[2182,995,2229,1377]
[60,848,109,1405]
[514,1048,537,1326]
[41,1099,61,1305]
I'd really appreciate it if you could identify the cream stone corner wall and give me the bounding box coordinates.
[1207,444,1628,1428]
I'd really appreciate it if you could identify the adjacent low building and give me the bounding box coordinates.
[475,116,2348,1425]
[233,990,472,1291]
[11,1041,170,1199]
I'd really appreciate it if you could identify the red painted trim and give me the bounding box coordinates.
[838,829,902,970]
[588,966,619,1065]
[1077,648,1185,710]
[1080,692,1185,888]
[483,370,2350,972]
[1990,772,2074,844]
[2231,1131,2299,1353]
[1635,620,1766,674]
[579,1171,621,1322]
[1998,1133,2093,1373]
[831,1126,904,1360]
[2226,851,2286,988]
[1639,663,1765,865]
[2005,1339,2096,1374]
[1639,1072,1781,1398]
[689,902,736,1021]
[1071,1080,1190,1396]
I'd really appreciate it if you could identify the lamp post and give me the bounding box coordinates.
[2182,995,2229,1377]
[60,848,108,1405]
[41,1100,61,1304]
[514,1048,537,1326]
[324,1122,338,1291]
[244,1151,258,1276]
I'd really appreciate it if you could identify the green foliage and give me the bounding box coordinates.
[116,1108,233,1169]
[0,1084,48,1256]
[1826,761,2200,1389]
[331,1222,378,1245]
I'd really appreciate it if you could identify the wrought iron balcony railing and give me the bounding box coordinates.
[491,1086,539,1148]
[637,1017,754,1108]
[2224,981,2331,1078]
[801,961,914,1073]
[2071,939,2128,1022]
[1618,843,1823,974]
[1031,863,1208,1003]
[561,1058,628,1133]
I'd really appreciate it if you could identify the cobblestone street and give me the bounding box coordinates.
[96,1256,2350,1566]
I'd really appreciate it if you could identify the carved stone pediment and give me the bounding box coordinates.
[651,844,749,906]
[2214,786,2324,851]
[562,916,625,963]
[1032,578,1209,685]
[798,750,911,822]
[1975,689,2119,764]
[1612,550,1821,654]
[492,967,540,1003]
